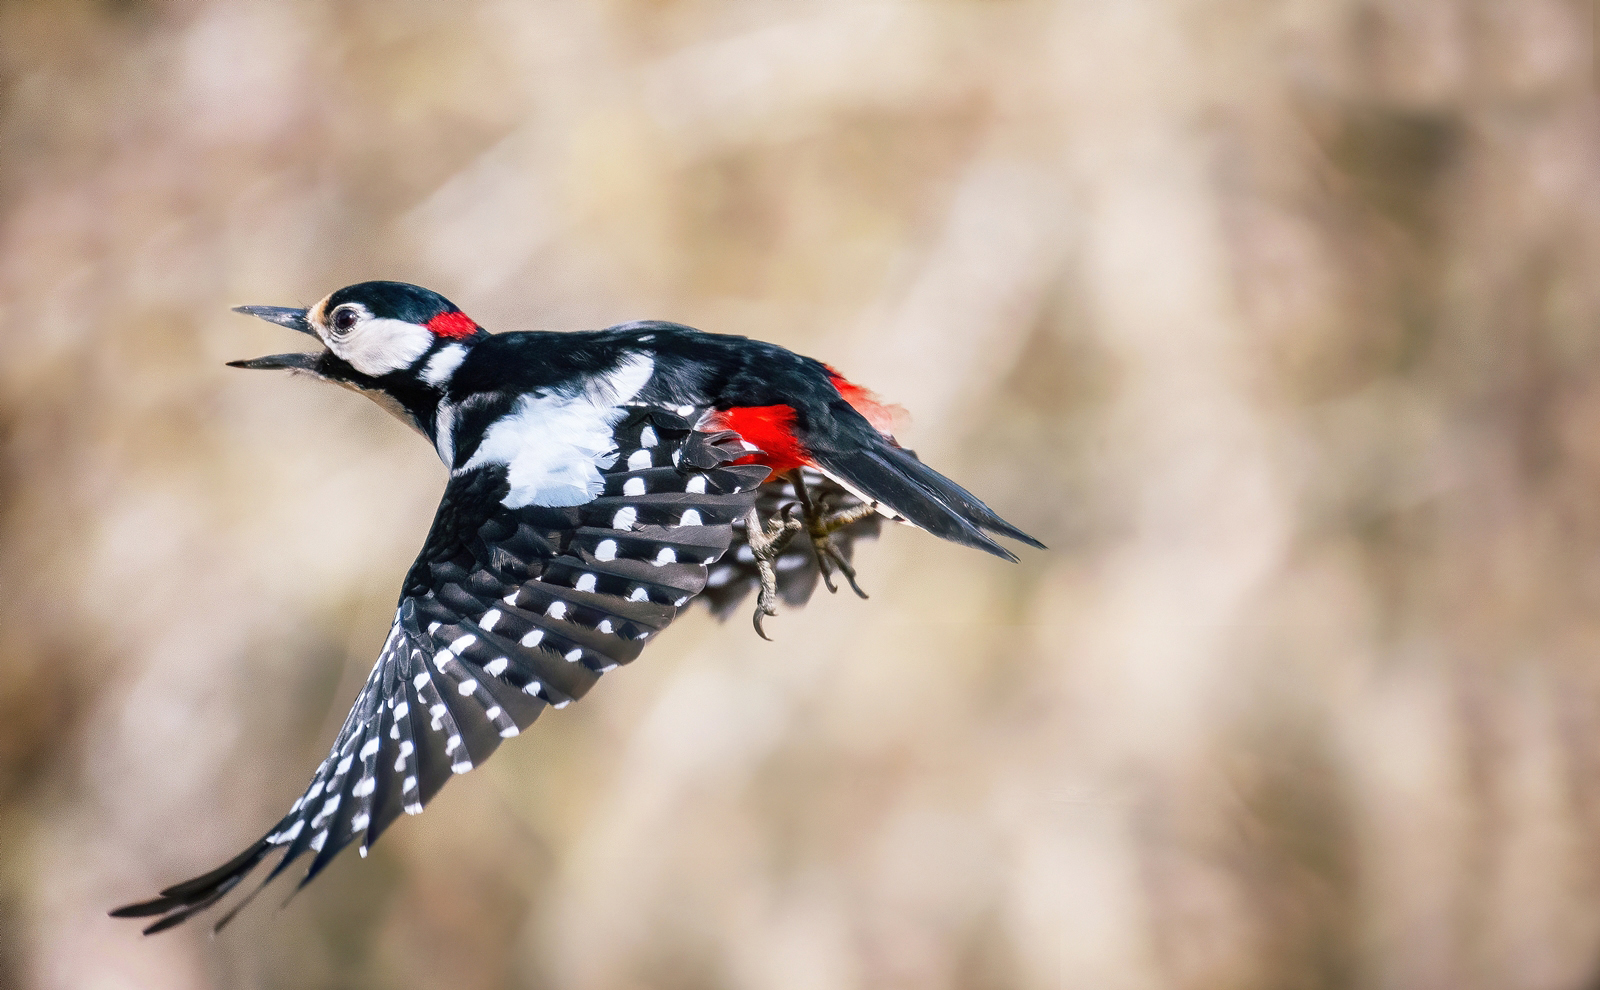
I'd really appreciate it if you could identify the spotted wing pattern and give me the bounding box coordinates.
[112,409,767,934]
[699,468,883,617]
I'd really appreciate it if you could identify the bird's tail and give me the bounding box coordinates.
[810,441,1044,560]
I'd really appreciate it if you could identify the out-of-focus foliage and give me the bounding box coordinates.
[3,0,1599,987]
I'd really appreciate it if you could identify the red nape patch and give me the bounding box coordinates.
[827,370,907,437]
[426,310,480,339]
[705,405,811,475]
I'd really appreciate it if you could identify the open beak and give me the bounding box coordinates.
[233,305,315,335]
[227,305,322,372]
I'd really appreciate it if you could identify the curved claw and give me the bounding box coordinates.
[752,605,775,641]
[814,538,869,599]
[744,505,799,641]
[836,553,869,600]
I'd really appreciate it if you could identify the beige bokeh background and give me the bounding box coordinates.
[3,1,1599,988]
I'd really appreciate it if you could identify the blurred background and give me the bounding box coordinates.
[2,0,1598,987]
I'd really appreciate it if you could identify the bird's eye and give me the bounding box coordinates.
[331,306,360,335]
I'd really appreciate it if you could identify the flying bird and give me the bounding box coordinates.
[111,281,1041,933]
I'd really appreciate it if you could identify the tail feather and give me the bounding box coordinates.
[885,447,1046,550]
[810,442,1042,560]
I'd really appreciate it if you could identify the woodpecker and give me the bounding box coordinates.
[111,281,1042,934]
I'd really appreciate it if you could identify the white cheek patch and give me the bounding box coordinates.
[332,318,435,377]
[460,353,655,508]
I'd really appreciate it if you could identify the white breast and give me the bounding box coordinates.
[459,353,655,507]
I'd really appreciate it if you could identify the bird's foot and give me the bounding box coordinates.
[745,504,803,641]
[803,501,877,598]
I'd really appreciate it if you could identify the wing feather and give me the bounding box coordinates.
[112,407,763,933]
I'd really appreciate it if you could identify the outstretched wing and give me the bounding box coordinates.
[112,408,767,934]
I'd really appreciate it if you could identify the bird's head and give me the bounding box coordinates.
[229,280,487,389]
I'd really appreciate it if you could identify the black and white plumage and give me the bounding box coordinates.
[112,281,1040,934]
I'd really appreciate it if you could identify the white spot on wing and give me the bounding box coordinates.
[457,678,478,696]
[639,425,657,447]
[654,547,677,565]
[686,475,707,494]
[485,657,508,676]
[595,539,617,561]
[546,601,567,620]
[623,477,646,496]
[627,449,652,470]
[521,628,545,647]
[678,509,702,527]
[575,573,597,592]
[478,609,501,632]
[612,507,637,529]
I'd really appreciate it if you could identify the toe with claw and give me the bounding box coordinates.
[744,504,802,640]
[786,470,876,599]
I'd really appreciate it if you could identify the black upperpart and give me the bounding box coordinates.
[326,281,461,324]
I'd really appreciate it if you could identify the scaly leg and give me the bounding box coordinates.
[744,503,802,641]
[786,471,876,599]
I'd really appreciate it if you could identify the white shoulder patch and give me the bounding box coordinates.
[421,343,468,386]
[461,353,655,507]
[435,402,456,466]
